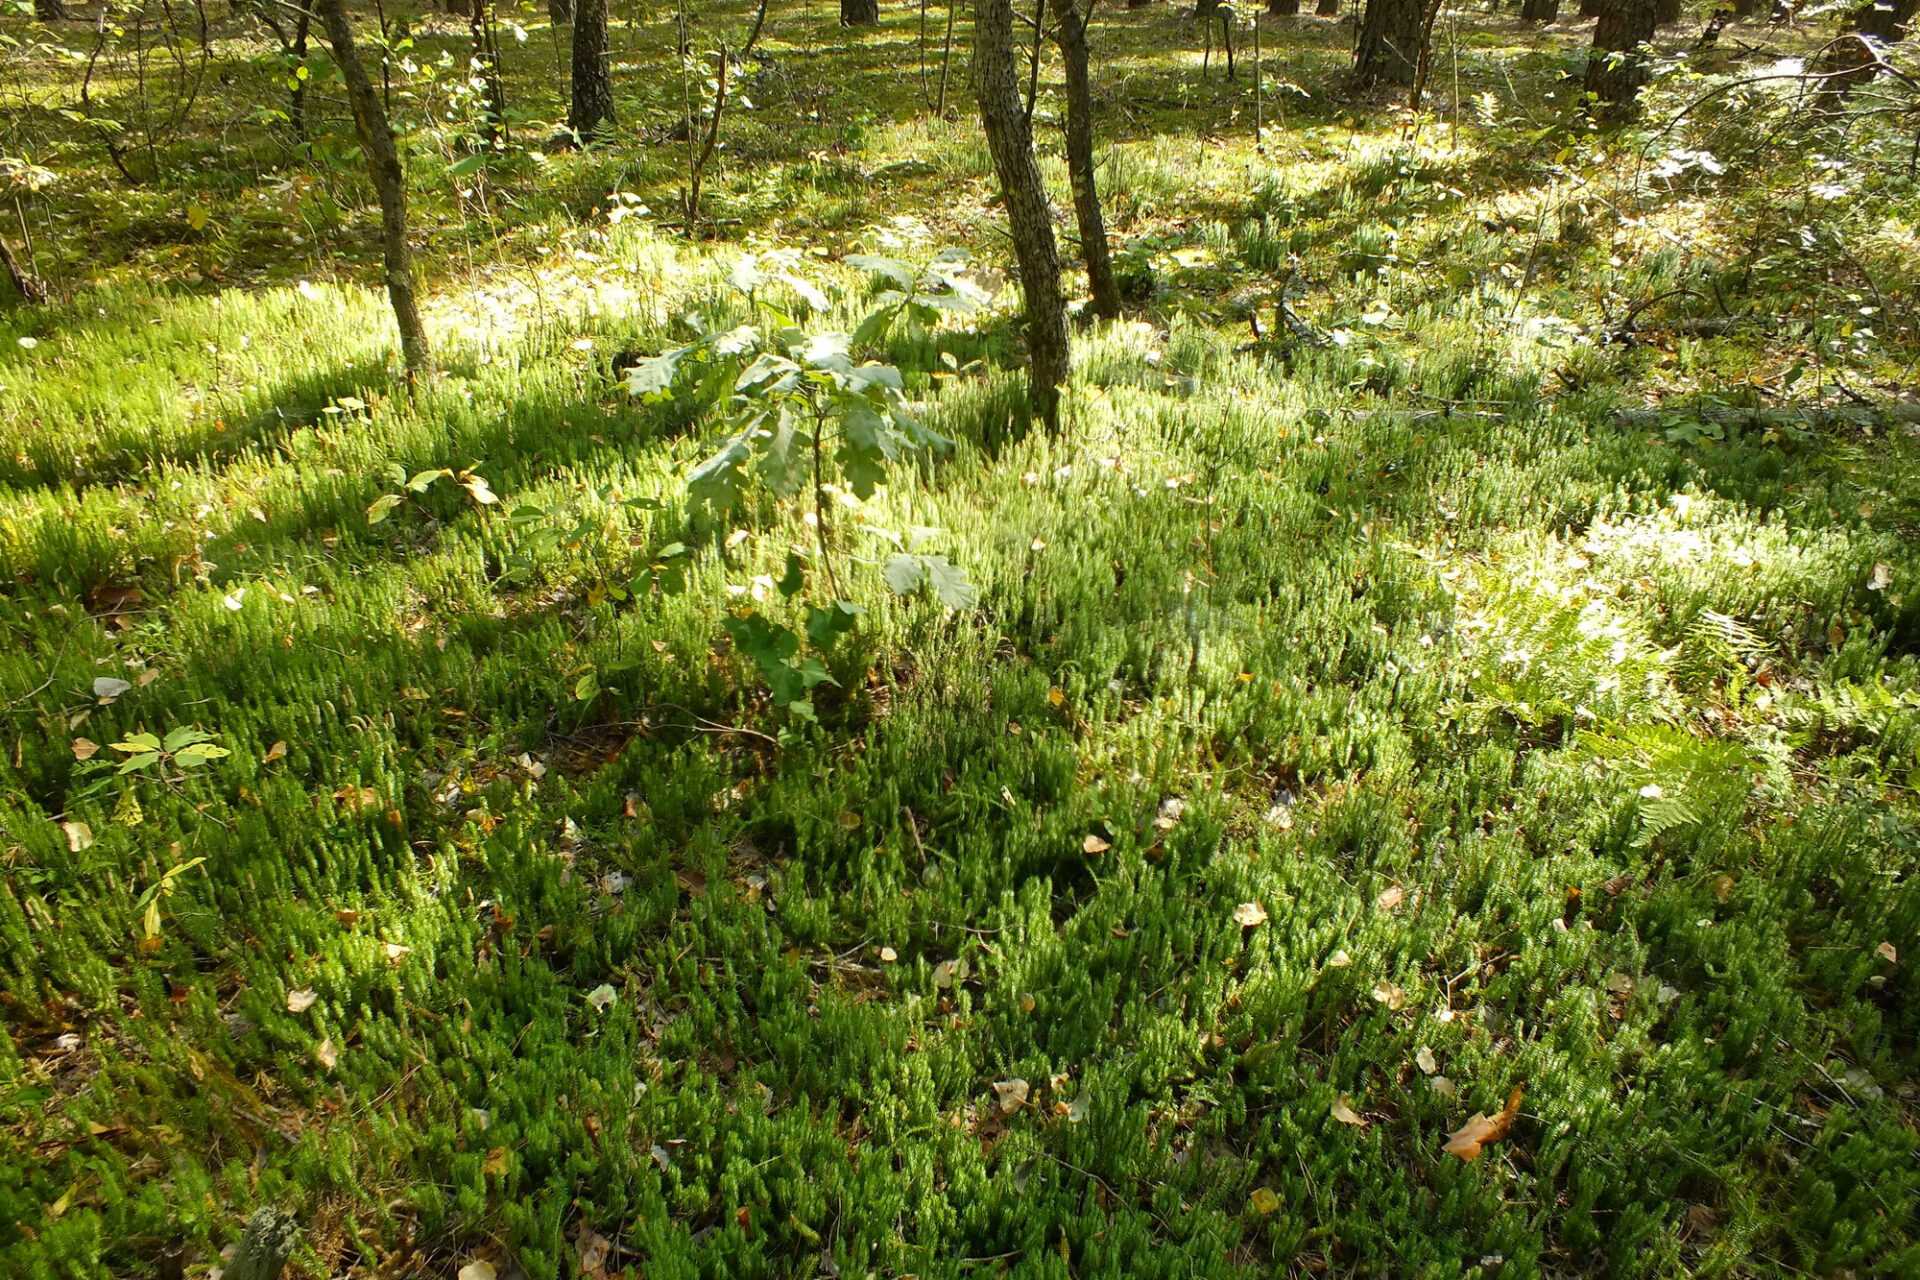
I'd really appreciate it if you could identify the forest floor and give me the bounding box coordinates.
[3,4,1919,1278]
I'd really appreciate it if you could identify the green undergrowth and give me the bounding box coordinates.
[3,5,1919,1279]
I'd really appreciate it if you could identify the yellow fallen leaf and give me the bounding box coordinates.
[1331,1094,1367,1127]
[1047,687,1065,707]
[71,738,99,761]
[1375,884,1405,912]
[286,988,318,1013]
[1082,834,1111,855]
[1443,1084,1524,1162]
[1876,941,1897,965]
[61,821,93,852]
[1370,980,1406,1010]
[316,1037,338,1069]
[992,1078,1030,1113]
[1249,1186,1282,1215]
[1233,901,1269,927]
[263,740,288,764]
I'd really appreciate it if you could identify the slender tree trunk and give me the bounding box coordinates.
[1816,0,1918,95]
[843,0,881,23]
[1054,0,1120,319]
[568,0,615,139]
[471,0,509,149]
[1316,0,1339,14]
[1521,0,1559,19]
[549,0,573,22]
[315,0,431,382]
[1585,0,1660,112]
[1128,0,1153,9]
[289,8,311,141]
[1580,0,1602,16]
[1270,0,1301,13]
[1354,0,1425,87]
[975,0,1070,431]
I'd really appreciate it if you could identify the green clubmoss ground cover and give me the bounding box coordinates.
[2,5,1918,1277]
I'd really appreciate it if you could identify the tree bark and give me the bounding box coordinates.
[34,0,69,19]
[1054,0,1121,320]
[1654,0,1681,23]
[844,0,881,23]
[1270,0,1301,13]
[549,0,573,21]
[1586,0,1660,111]
[316,0,432,382]
[471,0,509,149]
[1580,0,1602,16]
[975,0,1070,431]
[1731,0,1755,14]
[0,234,46,304]
[568,0,615,139]
[1521,0,1559,19]
[1316,0,1340,13]
[1354,0,1425,87]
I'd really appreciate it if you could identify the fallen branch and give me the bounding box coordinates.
[1612,401,1920,430]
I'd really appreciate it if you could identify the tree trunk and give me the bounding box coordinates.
[1580,0,1602,15]
[1731,0,1755,14]
[1654,0,1681,23]
[1054,0,1120,320]
[1353,0,1425,87]
[471,0,509,149]
[289,8,311,141]
[568,0,615,139]
[844,0,881,23]
[1816,0,1918,95]
[1585,0,1660,111]
[975,0,1070,431]
[1127,0,1153,8]
[1270,0,1301,13]
[34,0,68,19]
[0,234,46,304]
[1316,0,1339,14]
[1521,0,1559,18]
[315,0,432,382]
[549,0,573,21]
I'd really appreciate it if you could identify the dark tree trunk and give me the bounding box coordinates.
[1817,0,1918,95]
[1127,0,1152,8]
[844,0,881,23]
[1316,0,1339,14]
[975,0,1070,431]
[1580,0,1602,16]
[471,0,508,148]
[1270,0,1301,13]
[1731,0,1755,14]
[549,0,573,21]
[1585,0,1660,111]
[1354,0,1425,87]
[34,0,68,19]
[1521,0,1559,19]
[316,0,432,382]
[1655,0,1681,22]
[1054,0,1121,320]
[288,8,311,141]
[568,0,615,139]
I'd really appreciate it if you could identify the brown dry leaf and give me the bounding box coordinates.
[878,946,898,963]
[576,1227,612,1279]
[263,740,288,764]
[286,988,318,1014]
[1875,941,1898,965]
[71,738,99,761]
[61,821,93,852]
[1442,1084,1524,1162]
[457,1263,497,1280]
[1375,884,1406,912]
[1430,1075,1458,1099]
[1249,1186,1282,1215]
[1370,980,1407,1010]
[1415,1046,1438,1076]
[1082,834,1111,855]
[383,942,412,964]
[1233,901,1269,928]
[315,1037,338,1070]
[992,1078,1030,1114]
[1331,1095,1367,1127]
[482,1147,509,1177]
